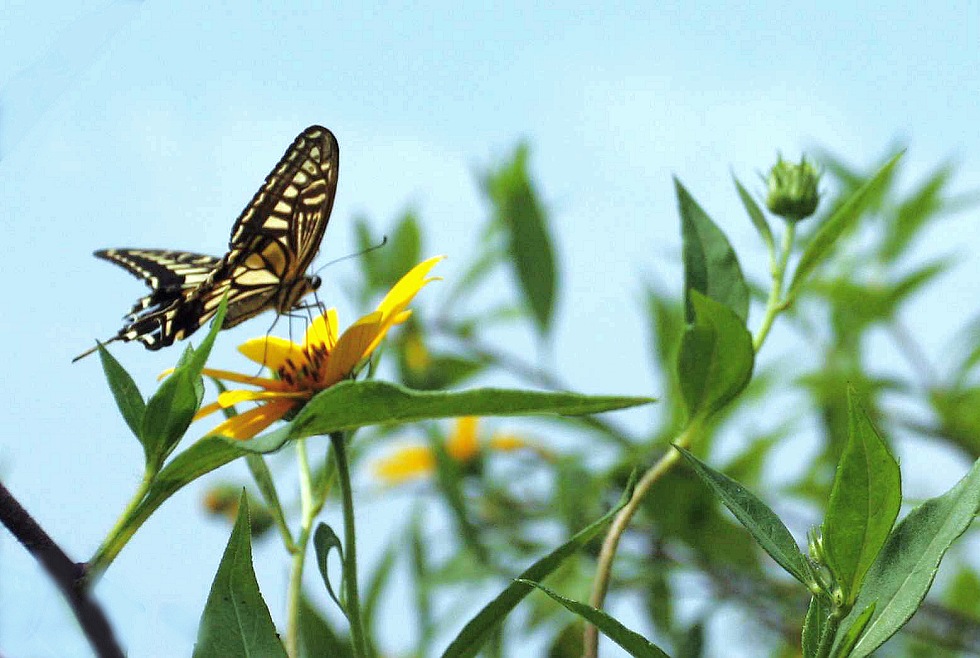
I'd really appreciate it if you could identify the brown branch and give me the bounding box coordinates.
[0,480,124,658]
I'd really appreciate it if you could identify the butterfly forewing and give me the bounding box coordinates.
[76,125,339,362]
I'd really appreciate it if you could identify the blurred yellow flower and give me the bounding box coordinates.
[194,256,444,440]
[373,416,541,485]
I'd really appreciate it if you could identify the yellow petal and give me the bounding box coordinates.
[238,336,305,371]
[362,309,413,358]
[448,417,480,461]
[193,400,225,422]
[372,445,436,484]
[199,367,291,391]
[304,308,340,351]
[218,389,308,407]
[487,433,530,452]
[375,257,444,317]
[321,312,384,386]
[207,398,296,440]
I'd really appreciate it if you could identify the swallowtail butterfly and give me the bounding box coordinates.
[74,125,339,362]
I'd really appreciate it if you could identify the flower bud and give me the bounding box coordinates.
[766,155,821,222]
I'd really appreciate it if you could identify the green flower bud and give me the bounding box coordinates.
[766,155,821,222]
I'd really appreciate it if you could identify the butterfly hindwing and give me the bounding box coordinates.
[76,125,340,362]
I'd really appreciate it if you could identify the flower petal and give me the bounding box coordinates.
[193,400,226,422]
[321,312,384,386]
[363,309,413,357]
[373,445,436,484]
[238,336,305,371]
[304,308,340,351]
[199,368,291,391]
[208,398,296,440]
[218,389,308,407]
[376,256,444,317]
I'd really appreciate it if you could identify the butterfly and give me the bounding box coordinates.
[74,125,339,362]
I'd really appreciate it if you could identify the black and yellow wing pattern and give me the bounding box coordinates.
[74,125,339,362]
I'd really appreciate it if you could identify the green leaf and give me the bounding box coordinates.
[675,447,812,586]
[787,152,904,300]
[801,596,829,658]
[839,456,980,658]
[880,161,953,262]
[823,388,901,604]
[484,142,557,336]
[832,603,874,658]
[429,432,489,564]
[733,175,775,254]
[193,494,287,658]
[97,344,146,441]
[299,596,352,658]
[410,509,435,655]
[233,381,654,453]
[140,297,228,469]
[440,474,636,658]
[313,523,346,616]
[519,581,669,658]
[245,455,293,550]
[677,178,749,322]
[363,536,399,657]
[676,291,754,420]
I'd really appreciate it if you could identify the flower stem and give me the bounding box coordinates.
[84,466,155,586]
[330,431,369,658]
[753,222,796,351]
[285,437,316,658]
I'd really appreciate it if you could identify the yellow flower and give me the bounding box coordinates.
[373,416,539,485]
[195,257,444,440]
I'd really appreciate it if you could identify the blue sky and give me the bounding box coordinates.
[1,2,979,655]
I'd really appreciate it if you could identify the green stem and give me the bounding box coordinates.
[84,466,156,586]
[330,431,369,658]
[285,438,316,658]
[753,222,796,351]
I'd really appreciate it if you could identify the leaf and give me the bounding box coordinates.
[193,494,287,658]
[234,381,654,453]
[519,581,669,657]
[733,175,775,253]
[363,536,400,657]
[298,596,352,658]
[677,178,750,322]
[484,142,557,336]
[822,388,901,604]
[313,523,346,616]
[97,344,146,441]
[245,455,293,549]
[140,297,228,469]
[801,596,829,658]
[676,291,754,420]
[787,152,904,301]
[676,447,812,586]
[838,456,980,657]
[880,161,953,262]
[429,432,489,564]
[832,603,874,658]
[440,474,636,658]
[410,509,435,654]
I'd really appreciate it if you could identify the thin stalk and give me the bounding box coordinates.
[285,438,316,658]
[330,431,369,657]
[753,222,795,351]
[85,466,155,586]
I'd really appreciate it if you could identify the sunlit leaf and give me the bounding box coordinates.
[97,344,145,441]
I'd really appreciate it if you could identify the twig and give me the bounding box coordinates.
[0,481,124,658]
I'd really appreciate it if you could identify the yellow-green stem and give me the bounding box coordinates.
[285,438,316,658]
[84,466,156,587]
[330,432,369,657]
[753,222,795,350]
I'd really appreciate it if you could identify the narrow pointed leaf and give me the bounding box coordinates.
[833,603,874,658]
[677,178,749,322]
[519,581,669,657]
[801,596,829,658]
[440,474,636,658]
[823,389,901,604]
[787,152,904,300]
[245,454,293,550]
[313,523,347,616]
[839,456,980,658]
[193,494,286,658]
[233,382,654,453]
[676,446,812,586]
[733,175,775,253]
[677,291,754,420]
[97,344,146,441]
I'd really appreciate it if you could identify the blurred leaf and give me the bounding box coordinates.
[945,567,980,615]
[838,456,980,658]
[439,236,507,312]
[97,344,146,442]
[193,494,286,658]
[801,596,829,658]
[733,175,775,253]
[676,447,812,586]
[519,581,670,657]
[363,536,400,656]
[677,291,754,420]
[880,161,953,262]
[676,621,704,658]
[676,178,749,322]
[359,210,424,293]
[823,389,901,605]
[429,430,490,564]
[299,596,352,658]
[547,621,585,658]
[313,523,347,616]
[234,381,655,453]
[833,603,874,658]
[410,510,435,655]
[643,561,674,637]
[483,142,558,336]
[929,386,980,457]
[440,474,636,658]
[787,152,904,301]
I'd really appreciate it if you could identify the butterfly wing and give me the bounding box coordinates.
[94,249,221,318]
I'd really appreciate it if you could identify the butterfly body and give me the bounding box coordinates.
[74,125,339,362]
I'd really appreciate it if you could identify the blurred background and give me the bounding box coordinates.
[1,2,979,656]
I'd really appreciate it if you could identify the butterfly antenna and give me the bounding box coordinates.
[72,336,121,363]
[313,235,388,276]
